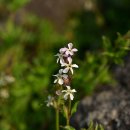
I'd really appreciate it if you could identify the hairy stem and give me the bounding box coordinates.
[67,99,71,126]
[56,108,59,130]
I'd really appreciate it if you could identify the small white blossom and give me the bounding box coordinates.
[56,90,62,96]
[60,43,78,56]
[62,86,76,100]
[53,69,68,85]
[0,89,9,99]
[61,57,78,74]
[4,75,15,83]
[0,74,15,86]
[45,95,54,107]
[55,53,65,64]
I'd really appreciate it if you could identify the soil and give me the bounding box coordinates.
[70,55,130,130]
[25,0,85,31]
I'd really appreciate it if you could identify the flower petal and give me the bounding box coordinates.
[65,50,70,56]
[47,103,50,107]
[72,89,76,93]
[72,64,78,68]
[59,69,63,74]
[60,48,67,53]
[68,43,73,49]
[72,48,78,52]
[63,68,69,73]
[64,93,69,100]
[70,68,73,74]
[61,61,66,66]
[54,53,59,56]
[68,57,72,64]
[66,86,71,90]
[70,94,74,100]
[62,90,67,93]
[58,78,63,85]
[53,74,58,77]
[69,51,74,56]
[54,79,57,83]
[60,59,65,64]
[57,58,59,63]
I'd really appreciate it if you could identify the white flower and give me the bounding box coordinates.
[0,74,15,86]
[55,53,66,64]
[45,95,54,107]
[4,75,15,83]
[62,86,76,100]
[0,89,9,99]
[53,69,68,85]
[61,57,78,74]
[60,43,78,56]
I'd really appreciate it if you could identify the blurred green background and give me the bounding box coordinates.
[0,0,130,130]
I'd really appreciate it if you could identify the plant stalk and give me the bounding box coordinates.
[67,99,71,126]
[56,108,59,130]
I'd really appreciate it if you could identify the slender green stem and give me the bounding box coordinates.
[66,115,69,126]
[69,99,71,115]
[67,99,71,126]
[56,108,59,130]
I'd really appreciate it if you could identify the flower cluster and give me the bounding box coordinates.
[46,43,78,107]
[54,43,78,81]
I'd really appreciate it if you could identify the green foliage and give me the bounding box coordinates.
[71,101,79,115]
[102,32,130,64]
[81,121,104,130]
[0,1,66,130]
[73,32,130,94]
[63,126,76,130]
[0,0,30,11]
[62,122,104,130]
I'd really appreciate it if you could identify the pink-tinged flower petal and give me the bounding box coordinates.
[72,48,78,52]
[63,68,69,73]
[63,54,68,57]
[58,78,63,85]
[59,48,67,53]
[60,60,65,65]
[68,57,72,64]
[69,51,74,56]
[60,59,65,64]
[65,50,70,56]
[72,64,79,68]
[70,68,73,74]
[70,94,74,100]
[68,43,73,49]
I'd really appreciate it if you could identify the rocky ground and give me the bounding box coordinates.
[70,55,130,130]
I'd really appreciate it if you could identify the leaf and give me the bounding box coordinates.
[95,124,99,130]
[99,124,104,130]
[64,126,76,130]
[63,106,68,119]
[71,101,79,115]
[102,36,112,51]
